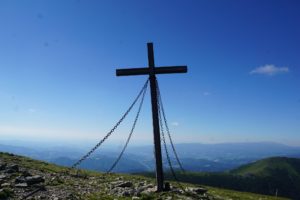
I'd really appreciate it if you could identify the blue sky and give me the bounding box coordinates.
[0,0,299,147]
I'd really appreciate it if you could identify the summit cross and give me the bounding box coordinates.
[116,42,187,192]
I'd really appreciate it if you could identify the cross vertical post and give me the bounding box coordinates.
[147,43,164,192]
[116,42,187,192]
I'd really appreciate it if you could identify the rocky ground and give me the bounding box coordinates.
[0,153,211,200]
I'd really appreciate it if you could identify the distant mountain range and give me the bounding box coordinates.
[1,142,300,173]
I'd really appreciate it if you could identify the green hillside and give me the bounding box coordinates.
[231,157,300,199]
[0,152,288,200]
[231,157,300,177]
[141,157,300,199]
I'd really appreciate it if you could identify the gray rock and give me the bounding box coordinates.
[137,182,143,187]
[116,181,133,188]
[26,175,45,185]
[22,170,32,177]
[194,187,208,194]
[15,176,26,183]
[134,188,143,197]
[111,180,123,187]
[15,182,28,188]
[0,163,7,170]
[9,164,19,171]
[186,187,208,195]
[5,164,19,173]
[141,187,156,195]
[139,184,154,191]
[164,182,171,191]
[121,190,131,197]
[0,174,7,180]
[1,182,10,187]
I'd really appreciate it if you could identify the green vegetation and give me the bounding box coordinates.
[0,152,69,174]
[231,157,300,177]
[207,187,289,200]
[141,157,300,199]
[0,188,13,199]
[0,152,291,199]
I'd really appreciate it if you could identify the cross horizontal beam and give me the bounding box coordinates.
[116,66,187,76]
[116,43,187,192]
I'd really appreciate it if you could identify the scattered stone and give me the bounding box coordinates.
[116,181,133,188]
[0,153,211,200]
[22,170,32,177]
[139,183,154,191]
[164,182,171,191]
[1,182,10,187]
[9,164,19,171]
[121,189,132,196]
[0,163,7,170]
[5,164,19,173]
[141,186,156,195]
[15,183,28,188]
[0,174,7,180]
[111,180,123,186]
[26,175,45,185]
[137,181,147,187]
[186,187,208,195]
[15,176,26,183]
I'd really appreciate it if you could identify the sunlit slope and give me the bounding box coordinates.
[141,157,300,199]
[0,152,289,200]
[231,157,300,177]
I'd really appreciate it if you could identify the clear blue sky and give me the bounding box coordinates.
[0,0,299,147]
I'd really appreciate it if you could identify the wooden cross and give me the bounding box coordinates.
[116,43,187,192]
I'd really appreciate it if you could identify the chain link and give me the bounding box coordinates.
[107,81,148,173]
[156,81,185,191]
[156,80,185,172]
[71,79,149,169]
[157,88,184,190]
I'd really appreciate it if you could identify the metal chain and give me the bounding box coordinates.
[106,81,148,173]
[156,80,185,172]
[156,80,185,191]
[157,92,184,191]
[71,79,149,169]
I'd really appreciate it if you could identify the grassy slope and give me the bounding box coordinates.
[230,157,300,199]
[141,157,300,199]
[231,157,300,177]
[0,152,289,200]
